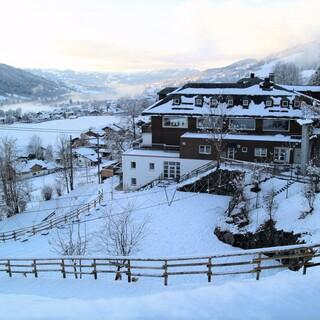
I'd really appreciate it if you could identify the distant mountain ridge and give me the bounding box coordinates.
[0,63,69,99]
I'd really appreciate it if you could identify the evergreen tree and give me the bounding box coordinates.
[309,66,320,85]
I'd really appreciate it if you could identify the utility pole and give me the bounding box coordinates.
[69,135,74,191]
[97,136,101,184]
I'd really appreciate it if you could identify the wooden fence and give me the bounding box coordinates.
[0,191,103,242]
[1,243,319,286]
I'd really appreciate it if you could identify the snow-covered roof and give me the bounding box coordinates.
[74,147,98,162]
[123,149,180,158]
[143,81,314,119]
[181,132,301,143]
[16,159,58,173]
[282,85,320,92]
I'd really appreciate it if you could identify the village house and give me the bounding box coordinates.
[15,159,59,178]
[122,74,320,190]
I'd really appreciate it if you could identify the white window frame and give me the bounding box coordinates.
[229,118,256,131]
[274,147,290,163]
[199,145,212,155]
[254,147,267,157]
[262,119,290,132]
[196,116,222,129]
[131,177,137,186]
[149,163,155,170]
[210,98,219,107]
[242,99,250,107]
[162,116,188,128]
[227,99,234,106]
[242,147,248,153]
[281,100,289,107]
[131,161,136,169]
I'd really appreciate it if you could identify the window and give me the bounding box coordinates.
[197,116,222,129]
[242,147,248,153]
[254,148,267,157]
[274,147,289,163]
[227,99,234,106]
[243,99,250,107]
[263,119,289,131]
[164,161,180,179]
[294,100,301,108]
[131,178,137,186]
[210,98,219,107]
[199,145,211,154]
[265,99,273,107]
[195,97,203,106]
[149,163,155,170]
[229,118,255,130]
[172,97,181,105]
[131,161,136,169]
[163,116,188,128]
[281,100,289,107]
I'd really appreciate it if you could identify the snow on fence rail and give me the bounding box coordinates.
[0,191,103,242]
[1,243,319,286]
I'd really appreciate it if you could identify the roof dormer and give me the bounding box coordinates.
[195,96,203,107]
[172,96,181,105]
[281,98,290,108]
[210,96,219,108]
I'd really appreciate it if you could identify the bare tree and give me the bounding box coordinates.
[49,222,88,255]
[96,202,148,280]
[273,62,302,85]
[201,103,232,168]
[0,137,31,217]
[263,187,278,222]
[27,134,44,159]
[301,183,316,217]
[56,135,74,193]
[44,144,54,161]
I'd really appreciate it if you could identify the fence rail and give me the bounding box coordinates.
[0,191,103,242]
[1,243,319,286]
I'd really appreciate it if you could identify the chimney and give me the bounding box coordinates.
[250,73,255,79]
[269,73,275,82]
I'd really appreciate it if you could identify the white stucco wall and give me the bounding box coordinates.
[122,150,210,190]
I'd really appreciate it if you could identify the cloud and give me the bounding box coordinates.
[0,0,319,71]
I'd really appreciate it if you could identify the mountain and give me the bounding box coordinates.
[196,41,320,84]
[27,41,320,99]
[29,68,199,97]
[0,64,69,99]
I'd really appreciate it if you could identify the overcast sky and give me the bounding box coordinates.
[0,0,319,72]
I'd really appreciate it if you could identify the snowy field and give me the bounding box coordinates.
[0,115,123,146]
[0,268,317,320]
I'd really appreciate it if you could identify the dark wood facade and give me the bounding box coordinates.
[148,115,302,164]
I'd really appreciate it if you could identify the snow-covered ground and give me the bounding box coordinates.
[0,115,123,145]
[0,268,317,320]
[0,177,232,257]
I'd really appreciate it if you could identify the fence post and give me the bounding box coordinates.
[33,259,38,278]
[61,259,66,278]
[255,253,262,280]
[7,259,12,277]
[2,233,5,242]
[127,259,132,283]
[64,215,67,224]
[50,221,53,229]
[13,231,16,241]
[207,257,212,282]
[163,260,168,286]
[88,203,90,212]
[32,226,36,236]
[93,259,97,280]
